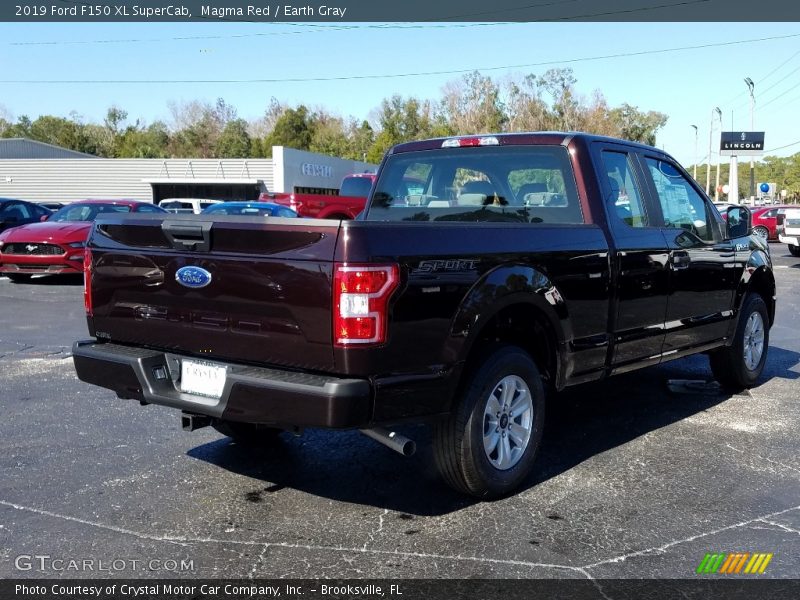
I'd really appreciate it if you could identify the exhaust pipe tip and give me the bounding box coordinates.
[360,427,416,457]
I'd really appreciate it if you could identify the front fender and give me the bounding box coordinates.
[732,247,775,332]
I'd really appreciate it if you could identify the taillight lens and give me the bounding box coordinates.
[333,263,399,346]
[83,247,93,316]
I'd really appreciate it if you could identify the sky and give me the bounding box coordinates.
[2,21,800,168]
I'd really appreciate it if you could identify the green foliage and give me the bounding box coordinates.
[265,105,314,151]
[0,70,677,164]
[216,119,252,158]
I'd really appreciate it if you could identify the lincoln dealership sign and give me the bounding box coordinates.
[720,131,765,156]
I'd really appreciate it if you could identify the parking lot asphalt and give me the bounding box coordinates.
[1,244,798,582]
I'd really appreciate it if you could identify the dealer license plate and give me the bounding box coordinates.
[180,359,227,399]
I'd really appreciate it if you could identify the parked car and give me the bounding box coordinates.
[0,199,165,283]
[72,133,774,498]
[38,202,66,212]
[0,198,52,234]
[158,198,222,214]
[778,207,800,256]
[202,202,298,218]
[749,205,793,240]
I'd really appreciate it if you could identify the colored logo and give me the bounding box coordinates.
[696,552,773,575]
[175,266,212,289]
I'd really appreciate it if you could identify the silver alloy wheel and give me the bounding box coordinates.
[753,226,769,239]
[482,375,534,471]
[743,311,765,371]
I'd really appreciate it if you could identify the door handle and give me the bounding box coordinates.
[671,252,690,269]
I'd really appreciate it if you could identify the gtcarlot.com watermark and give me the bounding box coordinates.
[15,554,195,573]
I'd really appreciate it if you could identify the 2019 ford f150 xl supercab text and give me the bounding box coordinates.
[72,133,775,498]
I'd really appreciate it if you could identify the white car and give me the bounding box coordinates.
[778,207,800,257]
[157,198,222,214]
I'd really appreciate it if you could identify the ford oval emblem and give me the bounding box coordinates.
[175,266,212,289]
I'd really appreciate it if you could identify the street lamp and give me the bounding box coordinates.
[691,124,698,180]
[713,107,722,201]
[745,77,755,202]
[706,108,717,196]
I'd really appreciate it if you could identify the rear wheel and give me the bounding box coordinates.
[709,294,769,390]
[212,420,282,447]
[433,344,545,498]
[753,226,769,239]
[789,245,800,257]
[6,274,32,283]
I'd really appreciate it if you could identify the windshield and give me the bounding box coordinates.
[339,176,374,198]
[365,146,583,224]
[203,204,297,217]
[49,203,132,222]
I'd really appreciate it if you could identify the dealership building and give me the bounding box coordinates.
[0,138,376,203]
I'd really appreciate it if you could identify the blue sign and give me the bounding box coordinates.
[760,183,770,193]
[175,266,212,289]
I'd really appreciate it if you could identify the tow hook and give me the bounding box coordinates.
[181,412,211,431]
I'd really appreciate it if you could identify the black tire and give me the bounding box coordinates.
[789,245,800,257]
[433,344,546,498]
[212,420,282,448]
[709,294,769,390]
[6,274,32,283]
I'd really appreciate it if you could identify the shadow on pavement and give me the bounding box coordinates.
[4,274,83,286]
[188,345,800,516]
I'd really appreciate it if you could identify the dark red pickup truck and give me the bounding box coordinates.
[73,132,775,497]
[259,173,376,220]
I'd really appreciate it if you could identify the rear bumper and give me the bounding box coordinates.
[72,340,372,429]
[778,234,799,246]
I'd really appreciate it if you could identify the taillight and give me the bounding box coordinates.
[83,247,93,316]
[333,263,399,346]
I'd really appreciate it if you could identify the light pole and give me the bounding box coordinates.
[706,108,716,196]
[713,107,722,201]
[745,77,755,202]
[691,124,698,181]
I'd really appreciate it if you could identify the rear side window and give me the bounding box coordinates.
[365,146,583,224]
[600,151,648,228]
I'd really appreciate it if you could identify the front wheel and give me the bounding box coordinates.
[789,245,800,257]
[753,226,769,240]
[433,345,545,498]
[709,294,769,390]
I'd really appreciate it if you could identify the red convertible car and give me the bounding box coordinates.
[0,199,165,283]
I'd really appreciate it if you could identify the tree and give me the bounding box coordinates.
[264,105,314,154]
[309,111,349,158]
[116,121,170,158]
[609,104,668,146]
[441,71,506,134]
[216,119,252,158]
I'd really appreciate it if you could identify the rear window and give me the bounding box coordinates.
[160,201,193,210]
[51,203,132,222]
[364,146,583,224]
[339,176,374,198]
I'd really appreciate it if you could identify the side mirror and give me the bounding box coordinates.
[726,205,752,239]
[40,214,49,222]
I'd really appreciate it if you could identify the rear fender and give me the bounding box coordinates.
[448,264,570,383]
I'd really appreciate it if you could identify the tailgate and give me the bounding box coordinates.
[87,214,340,372]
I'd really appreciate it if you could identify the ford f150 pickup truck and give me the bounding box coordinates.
[72,132,775,498]
[258,173,376,220]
